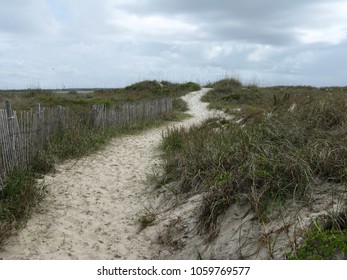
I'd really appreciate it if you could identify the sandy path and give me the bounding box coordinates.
[0,88,219,260]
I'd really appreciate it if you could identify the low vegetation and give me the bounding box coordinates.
[138,208,157,232]
[289,211,347,259]
[0,169,46,246]
[0,80,200,111]
[0,80,197,247]
[159,78,347,257]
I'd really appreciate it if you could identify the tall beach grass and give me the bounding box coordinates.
[159,78,347,253]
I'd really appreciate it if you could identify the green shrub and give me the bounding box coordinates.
[211,78,243,91]
[289,211,347,259]
[172,98,189,112]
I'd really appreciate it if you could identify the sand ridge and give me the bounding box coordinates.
[0,88,217,260]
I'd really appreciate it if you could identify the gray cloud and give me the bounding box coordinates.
[0,0,61,36]
[0,0,346,88]
[116,0,329,44]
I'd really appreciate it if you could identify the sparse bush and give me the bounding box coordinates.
[124,80,200,99]
[211,78,243,91]
[180,81,201,92]
[125,80,161,92]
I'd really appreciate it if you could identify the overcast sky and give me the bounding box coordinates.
[1,0,347,89]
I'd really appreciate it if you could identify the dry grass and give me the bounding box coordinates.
[159,78,347,246]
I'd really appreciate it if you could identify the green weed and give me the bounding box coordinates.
[289,211,347,259]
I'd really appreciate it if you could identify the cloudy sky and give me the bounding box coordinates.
[1,0,347,89]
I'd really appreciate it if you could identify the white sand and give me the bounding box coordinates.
[0,88,218,260]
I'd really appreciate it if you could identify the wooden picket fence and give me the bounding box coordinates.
[0,98,172,189]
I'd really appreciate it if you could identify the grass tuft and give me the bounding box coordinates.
[0,169,46,246]
[138,208,156,231]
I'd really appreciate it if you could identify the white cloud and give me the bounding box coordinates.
[247,45,275,62]
[108,12,198,43]
[293,1,347,45]
[205,43,233,60]
[297,27,347,45]
[0,0,62,36]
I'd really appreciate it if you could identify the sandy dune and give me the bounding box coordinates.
[0,88,219,260]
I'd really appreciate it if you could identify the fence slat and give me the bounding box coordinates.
[0,98,172,189]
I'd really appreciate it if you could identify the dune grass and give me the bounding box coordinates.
[0,80,200,111]
[158,78,347,251]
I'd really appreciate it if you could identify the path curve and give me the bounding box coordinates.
[0,88,219,260]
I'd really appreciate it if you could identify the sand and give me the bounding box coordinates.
[0,88,220,260]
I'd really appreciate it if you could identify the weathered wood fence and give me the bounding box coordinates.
[0,98,172,189]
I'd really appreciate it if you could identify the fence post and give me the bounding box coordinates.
[5,100,15,166]
[57,105,65,131]
[35,103,42,119]
[169,98,173,112]
[102,104,106,129]
[0,177,3,190]
[91,104,97,128]
[35,103,44,149]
